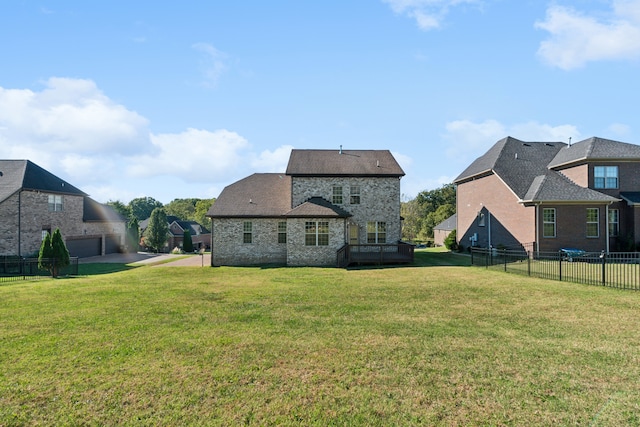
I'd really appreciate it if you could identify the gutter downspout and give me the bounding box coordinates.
[535,203,539,253]
[18,190,21,257]
[606,202,612,253]
[487,211,491,249]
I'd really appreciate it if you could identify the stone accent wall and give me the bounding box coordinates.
[0,193,20,255]
[286,217,346,266]
[212,218,287,266]
[292,176,402,243]
[0,190,126,257]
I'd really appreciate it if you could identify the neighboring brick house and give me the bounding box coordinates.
[453,136,640,253]
[0,160,127,257]
[207,149,406,266]
[139,215,211,252]
[433,213,456,247]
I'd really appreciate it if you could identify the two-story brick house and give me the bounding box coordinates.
[0,160,127,257]
[454,136,640,253]
[207,149,406,266]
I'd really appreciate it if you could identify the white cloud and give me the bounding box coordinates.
[383,0,481,31]
[251,145,294,172]
[535,1,640,70]
[192,42,228,88]
[0,77,150,158]
[128,128,250,182]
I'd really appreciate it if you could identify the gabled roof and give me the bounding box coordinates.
[0,159,87,203]
[434,213,457,231]
[284,197,352,218]
[83,198,127,222]
[207,173,292,218]
[286,149,405,177]
[549,137,640,169]
[170,220,210,235]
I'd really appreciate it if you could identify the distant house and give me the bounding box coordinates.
[208,149,409,266]
[0,160,127,257]
[433,213,456,247]
[453,136,640,253]
[139,215,211,252]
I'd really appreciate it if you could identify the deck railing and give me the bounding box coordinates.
[337,243,414,268]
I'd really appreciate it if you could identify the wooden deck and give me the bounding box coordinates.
[337,243,414,267]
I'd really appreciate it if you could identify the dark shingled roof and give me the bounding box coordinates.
[284,197,352,218]
[83,198,127,222]
[454,136,623,204]
[434,213,457,231]
[0,159,87,203]
[549,137,640,169]
[620,192,640,205]
[286,149,405,177]
[207,173,292,218]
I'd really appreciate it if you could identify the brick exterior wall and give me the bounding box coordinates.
[212,218,287,266]
[557,164,588,186]
[286,217,347,266]
[292,176,402,244]
[0,190,125,257]
[536,204,608,252]
[457,174,535,249]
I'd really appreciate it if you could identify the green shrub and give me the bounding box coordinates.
[444,229,458,251]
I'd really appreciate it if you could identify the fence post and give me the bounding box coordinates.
[558,251,562,282]
[527,251,531,276]
[503,249,507,272]
[600,250,606,286]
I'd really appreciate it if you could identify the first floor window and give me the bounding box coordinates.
[367,221,386,243]
[586,208,599,238]
[609,209,619,237]
[305,221,329,246]
[543,208,555,238]
[41,228,51,241]
[350,186,361,204]
[243,221,252,244]
[278,221,287,244]
[332,186,343,205]
[48,194,63,212]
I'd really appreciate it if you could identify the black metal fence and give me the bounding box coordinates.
[0,256,79,283]
[470,247,640,290]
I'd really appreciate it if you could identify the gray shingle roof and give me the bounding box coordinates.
[455,136,627,204]
[434,213,456,231]
[207,173,292,218]
[286,149,405,177]
[284,197,352,218]
[549,137,640,168]
[0,159,87,203]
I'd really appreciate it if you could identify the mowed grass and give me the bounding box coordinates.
[1,250,640,426]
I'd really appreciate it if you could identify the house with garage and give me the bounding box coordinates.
[453,136,640,253]
[140,215,211,252]
[0,160,127,258]
[207,149,411,267]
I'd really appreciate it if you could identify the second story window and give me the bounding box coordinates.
[332,186,343,204]
[350,186,361,204]
[48,194,63,212]
[243,221,253,244]
[594,166,618,189]
[586,208,599,238]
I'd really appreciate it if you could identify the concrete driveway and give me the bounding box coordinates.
[79,252,211,267]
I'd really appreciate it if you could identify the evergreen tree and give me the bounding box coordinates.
[183,229,194,252]
[38,228,70,277]
[144,208,169,252]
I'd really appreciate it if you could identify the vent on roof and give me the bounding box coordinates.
[545,143,554,147]
[339,145,343,154]
[567,137,572,147]
[522,143,531,147]
[0,171,3,177]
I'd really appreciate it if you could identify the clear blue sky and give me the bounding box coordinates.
[1,1,639,204]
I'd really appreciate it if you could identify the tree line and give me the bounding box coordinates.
[401,183,455,245]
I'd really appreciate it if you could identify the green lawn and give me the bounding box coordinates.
[1,250,640,426]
